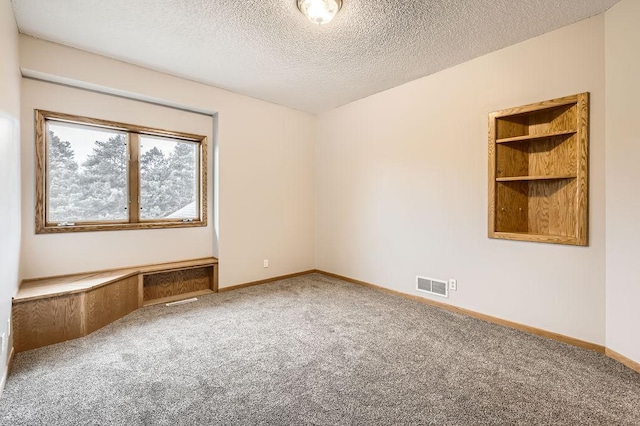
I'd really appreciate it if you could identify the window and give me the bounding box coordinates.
[35,110,207,233]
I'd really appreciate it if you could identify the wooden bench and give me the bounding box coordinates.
[12,257,218,352]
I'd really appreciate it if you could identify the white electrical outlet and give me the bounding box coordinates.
[263,259,269,268]
[448,279,457,291]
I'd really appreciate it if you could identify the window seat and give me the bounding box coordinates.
[13,257,218,352]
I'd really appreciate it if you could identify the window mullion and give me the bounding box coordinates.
[129,133,140,223]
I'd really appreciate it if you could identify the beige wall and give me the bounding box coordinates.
[0,0,21,384]
[20,80,214,277]
[19,36,316,287]
[605,0,640,365]
[316,17,606,344]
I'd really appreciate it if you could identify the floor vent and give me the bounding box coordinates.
[165,297,198,307]
[416,276,448,298]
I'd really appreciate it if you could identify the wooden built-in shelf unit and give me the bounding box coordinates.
[13,257,218,352]
[142,264,216,307]
[488,93,589,245]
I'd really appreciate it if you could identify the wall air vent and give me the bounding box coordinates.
[416,276,448,298]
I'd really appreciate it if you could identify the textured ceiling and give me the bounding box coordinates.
[11,0,619,113]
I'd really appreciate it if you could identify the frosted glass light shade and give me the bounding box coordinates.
[297,0,342,25]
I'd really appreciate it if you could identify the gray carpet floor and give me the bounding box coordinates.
[0,273,638,425]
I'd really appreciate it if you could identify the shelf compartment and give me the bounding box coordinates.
[143,266,214,302]
[495,103,577,140]
[492,232,581,245]
[496,175,576,182]
[495,133,577,179]
[496,130,577,144]
[495,179,577,237]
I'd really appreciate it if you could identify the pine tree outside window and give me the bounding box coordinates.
[35,110,207,233]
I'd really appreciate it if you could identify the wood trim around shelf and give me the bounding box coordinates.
[491,94,579,118]
[492,232,581,245]
[495,130,576,144]
[605,348,640,374]
[575,92,590,246]
[488,112,497,238]
[496,175,576,182]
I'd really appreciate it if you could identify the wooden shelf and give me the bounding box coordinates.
[493,232,581,245]
[496,175,576,182]
[496,130,576,144]
[488,93,589,246]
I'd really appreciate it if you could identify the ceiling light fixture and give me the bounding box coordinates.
[297,0,342,25]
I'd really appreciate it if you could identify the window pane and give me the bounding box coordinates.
[47,121,128,223]
[139,135,198,220]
